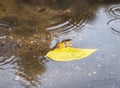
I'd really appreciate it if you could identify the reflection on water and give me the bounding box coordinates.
[0,0,120,87]
[0,25,10,39]
[14,50,46,86]
[0,0,51,86]
[47,1,97,35]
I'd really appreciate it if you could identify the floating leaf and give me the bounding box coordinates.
[46,47,97,62]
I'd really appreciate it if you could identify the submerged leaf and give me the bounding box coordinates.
[46,47,97,62]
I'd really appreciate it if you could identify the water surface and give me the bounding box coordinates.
[0,0,120,88]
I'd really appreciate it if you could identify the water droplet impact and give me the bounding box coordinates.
[110,72,114,75]
[97,64,101,67]
[106,4,120,17]
[117,78,120,81]
[88,73,92,76]
[93,71,97,75]
[107,18,120,34]
[88,84,91,87]
[47,15,87,35]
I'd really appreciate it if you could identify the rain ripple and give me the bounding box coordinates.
[47,16,87,35]
[106,4,120,17]
[106,4,120,34]
[0,22,11,39]
[107,18,120,34]
[0,55,19,70]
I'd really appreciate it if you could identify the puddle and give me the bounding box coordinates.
[0,0,120,88]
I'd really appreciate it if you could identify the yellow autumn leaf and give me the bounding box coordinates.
[46,47,97,62]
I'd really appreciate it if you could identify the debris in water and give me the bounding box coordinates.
[46,39,97,62]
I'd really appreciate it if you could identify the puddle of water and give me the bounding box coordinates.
[0,0,120,88]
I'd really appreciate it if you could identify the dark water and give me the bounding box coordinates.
[0,0,120,88]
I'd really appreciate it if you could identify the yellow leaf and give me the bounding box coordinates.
[46,47,97,62]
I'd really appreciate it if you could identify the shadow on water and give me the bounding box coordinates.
[0,0,120,87]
